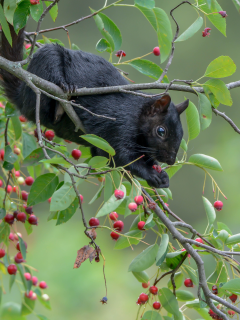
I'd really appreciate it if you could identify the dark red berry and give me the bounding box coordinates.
[153,301,161,310]
[113,220,124,231]
[17,212,27,223]
[115,50,126,57]
[114,189,124,200]
[214,200,223,211]
[39,281,48,289]
[128,202,138,212]
[137,221,145,230]
[13,211,19,219]
[139,293,149,303]
[152,164,162,173]
[218,11,227,18]
[16,241,27,251]
[0,149,4,161]
[184,278,193,287]
[212,285,218,294]
[109,212,118,221]
[0,248,5,258]
[24,273,31,281]
[7,264,17,275]
[229,294,238,303]
[153,47,160,56]
[25,206,33,214]
[148,202,156,210]
[4,214,15,225]
[134,195,143,205]
[34,128,43,140]
[142,281,150,288]
[28,214,38,225]
[110,231,120,240]
[45,130,55,141]
[71,149,82,160]
[32,276,38,286]
[14,252,24,263]
[149,286,158,295]
[21,191,28,201]
[19,115,27,122]
[228,310,235,316]
[89,217,100,227]
[25,176,34,186]
[202,27,211,37]
[95,256,100,262]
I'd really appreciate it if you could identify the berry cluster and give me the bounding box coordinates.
[136,284,161,310]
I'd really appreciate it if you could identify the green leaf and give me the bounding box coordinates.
[89,184,104,204]
[128,244,158,272]
[195,307,214,320]
[96,184,126,218]
[1,302,27,320]
[198,93,212,130]
[40,157,71,167]
[11,116,22,140]
[111,171,121,189]
[176,17,203,42]
[216,230,229,243]
[180,139,187,152]
[203,79,232,106]
[81,134,115,156]
[132,271,149,283]
[89,156,108,168]
[22,148,56,166]
[5,102,18,117]
[21,295,35,315]
[185,100,200,140]
[30,0,43,22]
[0,3,12,46]
[4,0,17,25]
[232,0,240,12]
[104,173,113,202]
[9,274,16,291]
[134,0,155,9]
[0,208,6,220]
[188,154,223,171]
[18,236,26,260]
[13,0,30,33]
[27,173,59,206]
[204,56,236,78]
[63,164,88,185]
[128,59,169,82]
[156,234,169,266]
[22,132,37,158]
[142,311,162,320]
[158,288,180,316]
[184,266,198,285]
[165,165,182,179]
[17,264,27,291]
[217,222,232,235]
[202,197,216,228]
[0,222,10,245]
[197,0,226,36]
[166,252,185,269]
[176,290,195,301]
[168,272,183,290]
[34,288,51,310]
[4,145,18,164]
[56,197,79,225]
[44,1,58,21]
[72,43,80,50]
[207,261,227,289]
[114,230,142,250]
[221,279,240,294]
[96,38,111,53]
[37,315,50,320]
[226,233,240,246]
[50,183,76,212]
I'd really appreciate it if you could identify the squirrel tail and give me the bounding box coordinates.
[0,21,25,106]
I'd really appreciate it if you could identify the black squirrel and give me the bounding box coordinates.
[0,24,189,188]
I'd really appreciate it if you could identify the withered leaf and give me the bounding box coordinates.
[86,228,97,240]
[74,245,96,268]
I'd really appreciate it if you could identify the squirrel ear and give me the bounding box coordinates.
[150,94,171,115]
[176,99,189,115]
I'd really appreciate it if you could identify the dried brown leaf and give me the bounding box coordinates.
[86,228,97,240]
[73,245,96,268]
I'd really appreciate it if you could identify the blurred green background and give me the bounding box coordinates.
[1,0,240,319]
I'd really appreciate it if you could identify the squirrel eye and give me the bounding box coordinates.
[156,126,166,138]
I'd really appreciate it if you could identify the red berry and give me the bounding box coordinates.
[16,241,27,251]
[48,197,51,203]
[30,0,40,4]
[17,212,27,223]
[21,191,28,201]
[153,301,161,310]
[14,252,24,263]
[79,194,83,203]
[89,217,100,227]
[19,115,27,122]
[137,221,145,230]
[229,294,238,303]
[71,149,82,160]
[142,281,150,288]
[113,220,124,231]
[28,214,38,225]
[0,149,4,161]
[34,128,42,140]
[152,164,162,173]
[25,44,31,50]
[45,130,55,141]
[115,50,126,57]
[110,231,120,240]
[149,286,158,295]
[181,248,191,258]
[4,214,15,225]
[0,248,5,258]
[139,293,149,303]
[32,276,38,286]
[153,47,160,56]
[214,200,223,211]
[128,202,138,212]
[24,273,32,281]
[202,27,211,37]
[134,195,143,205]
[109,212,118,221]
[25,290,33,299]
[39,281,48,289]
[228,310,235,316]
[209,309,217,318]
[25,176,34,186]
[6,185,12,193]
[0,179,2,187]
[195,238,204,247]
[9,233,14,241]
[212,285,218,294]
[184,278,194,288]
[114,189,124,200]
[13,186,18,193]
[14,170,20,177]
[7,264,17,275]
[64,139,72,143]
[218,11,227,18]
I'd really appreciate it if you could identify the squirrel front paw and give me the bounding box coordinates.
[147,170,169,188]
[60,82,78,94]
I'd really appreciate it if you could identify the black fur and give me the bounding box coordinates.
[0,25,188,188]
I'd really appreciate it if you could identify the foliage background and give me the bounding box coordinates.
[1,0,240,319]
